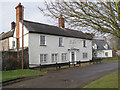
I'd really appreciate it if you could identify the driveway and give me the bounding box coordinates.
[3,62,119,88]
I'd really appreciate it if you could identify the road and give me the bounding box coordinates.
[3,62,119,88]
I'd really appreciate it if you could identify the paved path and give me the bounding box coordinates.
[3,62,119,88]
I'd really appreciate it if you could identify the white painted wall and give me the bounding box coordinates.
[0,38,8,51]
[13,22,29,49]
[9,37,15,49]
[96,50,112,58]
[29,33,92,67]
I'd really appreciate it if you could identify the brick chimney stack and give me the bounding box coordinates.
[103,36,106,41]
[15,3,24,38]
[15,3,24,49]
[59,14,65,28]
[11,21,16,31]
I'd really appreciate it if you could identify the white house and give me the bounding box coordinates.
[92,37,112,58]
[3,3,93,68]
[0,21,16,51]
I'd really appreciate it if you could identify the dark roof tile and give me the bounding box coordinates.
[23,20,92,40]
[92,39,112,50]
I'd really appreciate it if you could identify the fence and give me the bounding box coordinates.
[30,58,102,71]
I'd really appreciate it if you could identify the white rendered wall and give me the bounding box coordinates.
[96,50,112,58]
[29,33,92,67]
[13,22,29,49]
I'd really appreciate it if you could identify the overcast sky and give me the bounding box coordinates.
[0,1,59,34]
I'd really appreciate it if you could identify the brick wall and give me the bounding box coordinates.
[1,48,29,70]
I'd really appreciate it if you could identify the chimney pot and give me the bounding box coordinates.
[59,14,65,28]
[11,21,16,30]
[19,3,21,5]
[103,36,106,41]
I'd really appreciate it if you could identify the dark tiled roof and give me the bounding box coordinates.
[0,30,14,40]
[23,20,92,40]
[92,39,112,50]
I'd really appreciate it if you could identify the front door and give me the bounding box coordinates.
[71,52,75,63]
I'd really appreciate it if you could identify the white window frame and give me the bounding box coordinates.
[59,37,63,47]
[83,53,87,58]
[40,54,47,63]
[62,53,67,61]
[52,54,58,62]
[83,40,86,47]
[40,35,46,46]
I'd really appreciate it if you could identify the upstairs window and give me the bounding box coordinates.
[52,54,58,62]
[40,54,47,63]
[40,35,46,46]
[12,41,15,48]
[83,40,86,47]
[62,53,67,61]
[59,37,63,47]
[83,53,87,58]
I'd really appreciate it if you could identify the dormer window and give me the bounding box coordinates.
[93,43,97,49]
[104,44,108,49]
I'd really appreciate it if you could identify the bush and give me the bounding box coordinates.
[4,56,19,70]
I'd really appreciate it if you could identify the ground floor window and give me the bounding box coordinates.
[105,52,108,56]
[83,53,87,58]
[40,54,47,63]
[52,54,58,62]
[62,53,67,61]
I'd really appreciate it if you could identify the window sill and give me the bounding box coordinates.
[40,45,47,46]
[59,46,64,47]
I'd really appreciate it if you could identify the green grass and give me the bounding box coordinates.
[2,69,47,82]
[84,70,119,88]
[102,57,120,62]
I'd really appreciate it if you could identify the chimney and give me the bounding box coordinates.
[15,3,24,49]
[15,3,24,38]
[103,36,106,41]
[11,21,16,31]
[59,14,65,28]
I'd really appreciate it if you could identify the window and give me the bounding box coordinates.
[12,41,15,48]
[83,40,86,47]
[59,37,63,47]
[104,44,108,49]
[62,53,67,61]
[52,54,58,62]
[40,54,47,63]
[83,53,87,58]
[105,52,108,56]
[40,35,46,46]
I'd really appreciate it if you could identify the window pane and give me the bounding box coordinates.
[62,53,67,61]
[40,54,47,63]
[40,36,45,45]
[83,53,87,58]
[59,37,63,46]
[83,40,86,47]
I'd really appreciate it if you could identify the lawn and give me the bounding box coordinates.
[102,57,120,62]
[84,70,119,88]
[2,69,47,82]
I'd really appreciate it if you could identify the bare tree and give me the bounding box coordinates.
[39,0,120,39]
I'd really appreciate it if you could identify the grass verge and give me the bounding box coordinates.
[102,57,120,62]
[84,70,119,88]
[2,69,47,82]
